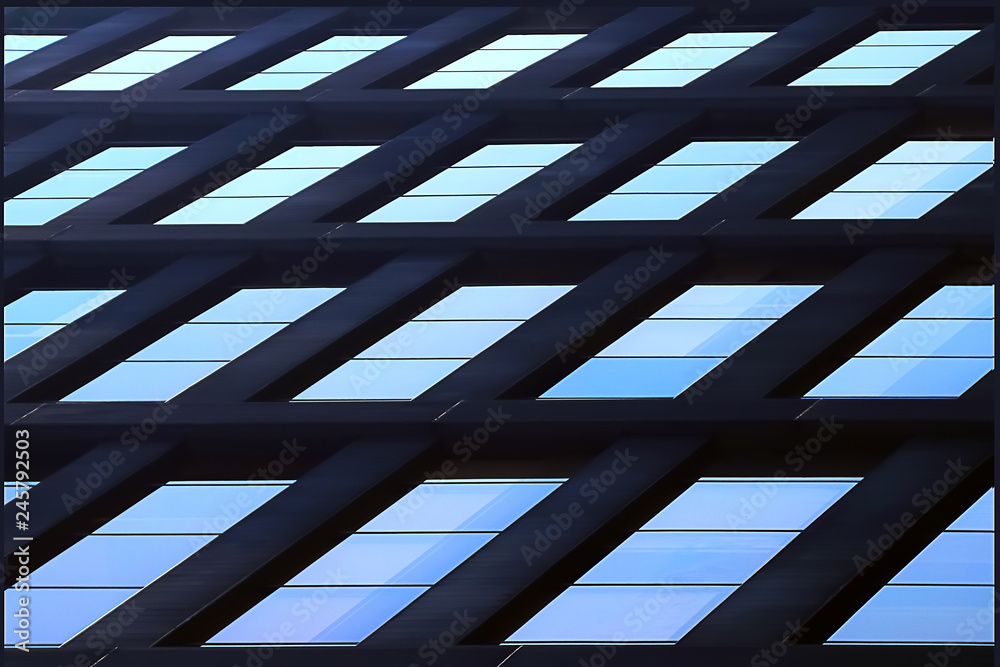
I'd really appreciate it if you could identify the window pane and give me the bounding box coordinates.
[358,195,494,222]
[452,144,578,167]
[569,193,716,220]
[355,320,520,359]
[4,197,90,225]
[440,49,558,72]
[294,358,467,400]
[207,168,337,197]
[414,285,571,321]
[62,361,227,401]
[128,323,285,361]
[856,319,992,357]
[156,196,288,224]
[404,167,540,196]
[597,319,770,357]
[905,286,993,319]
[890,533,992,585]
[805,357,993,398]
[5,290,122,324]
[192,288,342,323]
[73,146,185,170]
[651,285,819,319]
[92,50,197,74]
[949,489,994,531]
[4,588,138,647]
[594,69,705,87]
[540,357,723,399]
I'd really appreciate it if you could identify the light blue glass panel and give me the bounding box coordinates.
[96,483,287,534]
[207,168,336,197]
[578,532,795,584]
[208,586,426,644]
[56,72,160,90]
[93,50,198,73]
[805,357,993,398]
[155,196,287,224]
[359,482,561,533]
[905,286,993,319]
[228,72,332,90]
[644,481,855,530]
[294,358,467,400]
[5,50,30,65]
[15,170,141,199]
[415,285,572,321]
[837,162,991,192]
[404,166,540,196]
[4,197,89,225]
[192,288,343,323]
[878,140,993,164]
[666,32,775,48]
[141,36,234,51]
[949,489,994,531]
[593,69,706,87]
[616,164,756,194]
[3,482,36,505]
[440,49,556,72]
[822,44,953,68]
[570,193,716,220]
[630,47,750,70]
[358,195,493,222]
[406,71,511,89]
[4,34,65,51]
[790,68,915,86]
[857,319,992,357]
[793,191,951,219]
[482,34,585,49]
[260,146,377,169]
[62,360,227,401]
[4,324,63,360]
[311,35,405,50]
[652,285,819,319]
[5,289,122,324]
[262,50,369,73]
[828,586,994,643]
[4,588,138,646]
[660,141,796,165]
[33,534,211,586]
[890,533,992,585]
[74,146,185,170]
[288,533,493,585]
[507,585,736,642]
[452,144,578,167]
[858,30,979,46]
[355,320,520,359]
[129,322,285,361]
[539,357,723,399]
[597,319,770,358]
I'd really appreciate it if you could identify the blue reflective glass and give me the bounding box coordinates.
[878,140,993,164]
[4,325,61,359]
[192,288,343,323]
[791,68,915,86]
[405,167,540,195]
[837,162,991,192]
[93,50,198,74]
[829,586,994,643]
[949,490,994,531]
[259,146,377,169]
[228,72,332,90]
[406,71,511,89]
[440,49,556,72]
[414,285,572,321]
[358,195,494,222]
[62,360,227,401]
[615,165,756,193]
[482,35,585,49]
[629,47,750,70]
[207,586,427,644]
[666,32,775,48]
[4,34,65,51]
[597,319,770,357]
[660,141,795,165]
[794,191,951,219]
[141,36,233,51]
[294,358,466,400]
[4,588,137,646]
[652,285,819,319]
[578,532,795,584]
[4,197,89,225]
[507,585,736,642]
[355,320,520,359]
[15,170,141,199]
[262,50,369,73]
[156,196,287,224]
[858,30,979,46]
[56,72,159,90]
[643,481,855,530]
[856,319,992,357]
[822,44,952,68]
[287,533,494,585]
[359,482,561,533]
[593,69,706,87]
[890,533,992,585]
[311,35,405,50]
[5,290,122,324]
[906,286,993,319]
[96,484,287,533]
[806,357,993,398]
[570,193,716,220]
[540,357,722,399]
[73,146,185,170]
[207,168,337,197]
[128,323,286,361]
[452,144,578,167]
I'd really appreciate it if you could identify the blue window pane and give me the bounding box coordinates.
[829,586,994,644]
[837,162,991,192]
[207,168,336,197]
[643,481,855,530]
[128,323,286,361]
[155,196,287,224]
[540,357,723,399]
[794,191,952,219]
[890,533,992,585]
[440,49,557,72]
[33,534,212,586]
[949,489,994,531]
[405,71,511,89]
[96,484,287,534]
[452,144,578,167]
[355,321,520,359]
[141,36,234,51]
[15,170,140,199]
[358,195,493,222]
[666,32,775,48]
[578,532,795,584]
[4,588,137,647]
[4,325,62,360]
[806,357,993,398]
[651,285,819,319]
[616,165,757,193]
[258,146,377,169]
[3,482,36,505]
[858,30,979,46]
[878,140,993,164]
[821,44,952,68]
[262,50,369,73]
[56,72,160,90]
[405,167,540,196]
[92,50,198,74]
[73,146,185,170]
[414,285,571,321]
[660,141,795,165]
[4,197,89,225]
[507,585,736,642]
[593,69,706,87]
[570,193,716,220]
[228,72,332,90]
[287,533,494,585]
[791,68,915,86]
[629,47,751,70]
[856,319,992,357]
[481,35,585,49]
[359,482,561,533]
[311,35,405,50]
[906,286,993,319]
[597,319,770,357]
[62,360,227,401]
[192,288,343,323]
[5,289,122,324]
[294,358,466,400]
[4,34,65,51]
[208,586,427,644]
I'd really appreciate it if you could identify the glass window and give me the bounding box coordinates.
[208,479,562,645]
[4,34,65,64]
[791,30,980,86]
[156,146,377,225]
[62,288,343,401]
[406,34,586,89]
[3,481,37,505]
[795,140,993,220]
[595,32,775,88]
[295,285,572,400]
[570,141,795,221]
[807,285,994,398]
[541,284,818,399]
[4,289,124,360]
[5,147,185,226]
[359,144,579,223]
[55,35,234,90]
[508,478,856,643]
